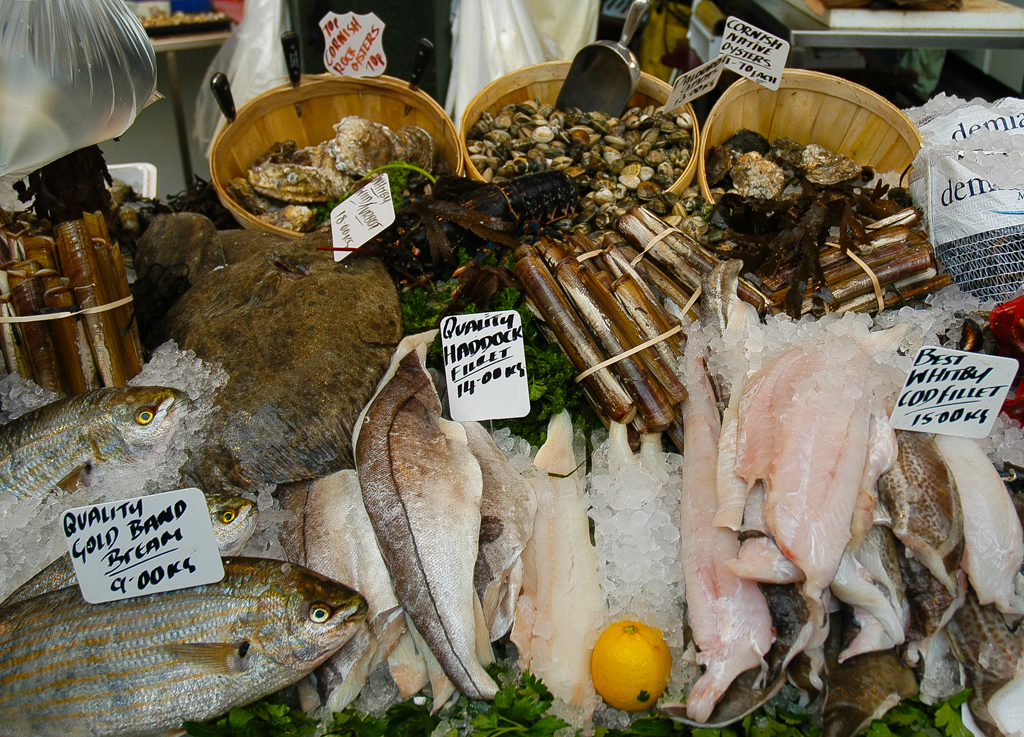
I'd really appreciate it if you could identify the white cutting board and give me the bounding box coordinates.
[783,0,1024,29]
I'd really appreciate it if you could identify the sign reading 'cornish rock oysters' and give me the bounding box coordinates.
[320,11,387,78]
[441,310,530,423]
[63,488,224,604]
[889,345,1018,438]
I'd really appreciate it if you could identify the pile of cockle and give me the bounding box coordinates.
[699,129,949,318]
[465,100,693,236]
[226,115,439,233]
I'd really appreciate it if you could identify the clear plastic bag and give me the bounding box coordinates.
[0,0,157,178]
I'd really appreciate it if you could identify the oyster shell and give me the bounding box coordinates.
[328,116,402,175]
[800,143,863,186]
[396,125,437,172]
[732,152,785,200]
[705,145,735,186]
[768,137,805,170]
[246,161,352,203]
[724,128,771,155]
[258,204,319,232]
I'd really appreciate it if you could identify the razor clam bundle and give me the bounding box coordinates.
[0,209,144,394]
[465,99,694,235]
[698,129,948,318]
[226,115,439,233]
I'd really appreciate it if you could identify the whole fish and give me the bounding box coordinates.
[0,386,187,499]
[877,431,964,595]
[356,337,498,701]
[1,494,258,608]
[0,557,367,737]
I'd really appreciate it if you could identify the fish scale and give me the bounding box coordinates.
[0,558,367,737]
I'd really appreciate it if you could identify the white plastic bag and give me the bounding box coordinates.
[0,0,156,178]
[194,0,289,157]
[445,0,559,130]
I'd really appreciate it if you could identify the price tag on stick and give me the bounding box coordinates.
[441,310,531,423]
[720,17,790,91]
[664,55,728,113]
[329,174,396,262]
[320,11,387,77]
[62,488,224,605]
[889,346,1018,438]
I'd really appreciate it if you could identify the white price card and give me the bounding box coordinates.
[441,310,530,423]
[62,488,224,605]
[330,174,396,262]
[720,17,790,91]
[320,11,387,77]
[889,346,1018,438]
[664,55,728,113]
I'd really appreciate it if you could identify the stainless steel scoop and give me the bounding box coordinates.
[555,0,651,117]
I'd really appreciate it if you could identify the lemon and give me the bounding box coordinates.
[591,620,672,712]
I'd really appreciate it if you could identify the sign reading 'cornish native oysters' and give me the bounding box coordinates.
[441,310,530,422]
[889,346,1018,438]
[720,17,790,91]
[319,11,387,78]
[330,174,395,262]
[63,488,224,604]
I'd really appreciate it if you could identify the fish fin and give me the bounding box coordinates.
[163,641,250,674]
[56,463,91,492]
[438,417,469,445]
[474,592,495,666]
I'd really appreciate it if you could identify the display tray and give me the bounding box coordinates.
[783,0,1024,28]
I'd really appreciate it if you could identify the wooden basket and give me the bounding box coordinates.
[209,74,463,239]
[698,69,921,202]
[459,61,699,194]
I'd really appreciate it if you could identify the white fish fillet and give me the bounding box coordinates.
[511,411,603,715]
[740,483,769,535]
[388,629,429,698]
[989,669,1024,737]
[726,536,805,584]
[357,346,497,700]
[831,551,906,649]
[714,405,747,531]
[463,421,538,642]
[839,608,903,663]
[934,434,1024,617]
[679,344,773,723]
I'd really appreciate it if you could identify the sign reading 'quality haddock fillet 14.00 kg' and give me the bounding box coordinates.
[63,488,224,604]
[441,310,531,423]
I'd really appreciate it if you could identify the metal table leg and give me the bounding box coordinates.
[165,50,195,188]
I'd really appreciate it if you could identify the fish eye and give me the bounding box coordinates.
[220,510,236,524]
[135,408,155,425]
[309,603,332,623]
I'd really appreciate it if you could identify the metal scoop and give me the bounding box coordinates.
[555,0,650,117]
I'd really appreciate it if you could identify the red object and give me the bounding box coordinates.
[990,294,1024,424]
[212,0,243,23]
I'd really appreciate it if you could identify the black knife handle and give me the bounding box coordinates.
[210,72,236,123]
[281,31,301,87]
[409,38,434,91]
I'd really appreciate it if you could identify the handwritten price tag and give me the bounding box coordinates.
[720,17,790,91]
[889,346,1018,438]
[441,310,530,423]
[320,11,387,78]
[62,488,224,604]
[665,56,727,113]
[330,174,396,262]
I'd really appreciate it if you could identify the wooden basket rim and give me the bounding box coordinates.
[458,60,699,194]
[209,73,463,240]
[697,69,922,202]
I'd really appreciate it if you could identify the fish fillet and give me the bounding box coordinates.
[511,411,603,714]
[726,536,805,584]
[356,347,497,701]
[463,421,538,641]
[934,434,1024,617]
[679,345,773,723]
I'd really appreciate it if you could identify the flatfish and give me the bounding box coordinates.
[1,494,258,608]
[152,233,402,490]
[355,338,497,701]
[0,557,367,737]
[0,386,186,498]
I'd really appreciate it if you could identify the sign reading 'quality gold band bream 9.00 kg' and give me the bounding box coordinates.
[62,488,224,604]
